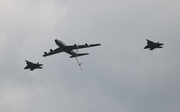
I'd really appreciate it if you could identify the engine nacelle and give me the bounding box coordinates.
[44,52,47,55]
[74,44,79,48]
[85,43,89,47]
[50,49,53,52]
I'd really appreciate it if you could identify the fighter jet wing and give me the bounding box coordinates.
[144,45,150,49]
[43,47,64,57]
[147,39,154,44]
[66,43,101,50]
[25,60,33,64]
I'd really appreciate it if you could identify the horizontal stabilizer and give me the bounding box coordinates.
[70,53,89,58]
[89,44,101,47]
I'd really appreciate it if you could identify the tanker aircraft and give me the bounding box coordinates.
[43,39,101,70]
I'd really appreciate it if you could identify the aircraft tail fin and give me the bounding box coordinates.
[70,53,89,58]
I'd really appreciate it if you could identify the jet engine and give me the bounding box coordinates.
[44,52,47,55]
[74,44,79,48]
[85,43,89,47]
[50,49,53,52]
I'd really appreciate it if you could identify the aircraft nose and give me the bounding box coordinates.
[55,39,59,44]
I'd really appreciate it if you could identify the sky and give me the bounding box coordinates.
[0,0,180,112]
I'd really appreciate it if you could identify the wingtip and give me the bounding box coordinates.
[43,54,47,57]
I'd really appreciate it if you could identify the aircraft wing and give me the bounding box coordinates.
[43,47,64,57]
[66,43,101,50]
[144,45,150,49]
[25,60,33,64]
[146,39,154,44]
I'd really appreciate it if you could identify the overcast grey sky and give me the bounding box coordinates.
[0,0,180,112]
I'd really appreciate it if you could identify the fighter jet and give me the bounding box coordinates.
[24,60,43,71]
[144,39,164,50]
[43,39,101,70]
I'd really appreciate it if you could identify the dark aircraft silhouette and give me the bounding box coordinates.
[24,60,43,71]
[43,39,101,58]
[43,39,101,71]
[144,39,164,50]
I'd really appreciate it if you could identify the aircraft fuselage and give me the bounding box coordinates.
[55,39,78,56]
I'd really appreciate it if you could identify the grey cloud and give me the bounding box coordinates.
[1,0,180,112]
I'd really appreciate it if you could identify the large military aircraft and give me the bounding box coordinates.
[24,60,43,71]
[144,39,164,50]
[43,39,101,70]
